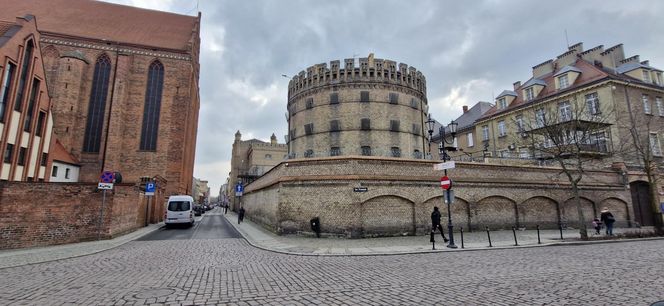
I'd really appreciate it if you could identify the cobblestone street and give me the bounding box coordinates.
[1,235,663,305]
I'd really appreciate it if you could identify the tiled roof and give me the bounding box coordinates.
[496,90,517,98]
[0,0,198,51]
[50,139,80,165]
[0,20,14,36]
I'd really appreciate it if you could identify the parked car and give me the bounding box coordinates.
[164,195,195,227]
[193,204,203,216]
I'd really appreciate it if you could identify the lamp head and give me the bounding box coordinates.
[448,120,459,134]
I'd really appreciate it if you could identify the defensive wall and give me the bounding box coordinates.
[240,156,634,238]
[0,182,166,249]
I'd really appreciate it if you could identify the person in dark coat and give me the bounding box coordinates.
[431,206,449,242]
[600,207,615,236]
[238,207,245,224]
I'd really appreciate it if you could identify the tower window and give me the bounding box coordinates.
[360,91,369,102]
[329,93,339,105]
[361,118,371,130]
[389,93,399,104]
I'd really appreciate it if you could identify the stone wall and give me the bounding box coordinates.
[0,182,150,249]
[242,156,634,238]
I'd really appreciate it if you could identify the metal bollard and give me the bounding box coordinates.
[460,226,465,249]
[512,226,518,246]
[486,226,492,247]
[430,230,436,250]
[559,223,564,240]
[536,225,541,244]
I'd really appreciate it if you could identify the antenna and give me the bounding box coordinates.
[564,29,570,48]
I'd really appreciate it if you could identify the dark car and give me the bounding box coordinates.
[193,205,203,216]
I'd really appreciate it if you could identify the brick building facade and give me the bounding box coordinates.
[1,0,201,195]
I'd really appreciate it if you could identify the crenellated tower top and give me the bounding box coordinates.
[287,54,427,99]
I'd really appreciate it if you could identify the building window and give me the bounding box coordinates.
[656,97,663,117]
[361,118,371,130]
[558,74,569,89]
[305,97,314,109]
[17,147,26,166]
[330,147,341,156]
[390,147,401,157]
[264,154,272,159]
[360,91,369,102]
[304,123,314,135]
[0,63,16,122]
[304,149,314,158]
[390,120,400,132]
[657,72,663,86]
[412,123,421,136]
[499,150,510,158]
[515,115,524,132]
[586,92,600,115]
[498,120,506,137]
[559,101,572,122]
[65,168,70,179]
[140,60,164,151]
[410,98,418,109]
[535,108,546,127]
[467,132,474,147]
[389,92,398,104]
[23,79,40,132]
[650,133,662,156]
[519,148,530,159]
[525,87,535,101]
[482,125,489,141]
[4,143,13,163]
[497,97,507,109]
[14,40,34,112]
[41,153,48,166]
[361,146,372,156]
[289,129,296,140]
[413,150,422,159]
[329,120,340,132]
[36,112,46,136]
[643,95,651,114]
[83,54,112,153]
[52,165,58,177]
[329,93,339,105]
[643,70,651,83]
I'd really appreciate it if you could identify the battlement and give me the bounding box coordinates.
[287,55,427,98]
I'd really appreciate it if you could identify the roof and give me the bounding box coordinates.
[50,139,80,165]
[454,101,494,131]
[0,20,14,36]
[553,65,582,76]
[522,78,547,88]
[616,62,650,74]
[496,90,517,98]
[0,20,21,48]
[0,0,198,51]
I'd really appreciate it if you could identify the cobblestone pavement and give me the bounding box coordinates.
[1,237,663,305]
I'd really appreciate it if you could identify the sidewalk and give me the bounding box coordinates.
[224,211,659,256]
[0,223,163,269]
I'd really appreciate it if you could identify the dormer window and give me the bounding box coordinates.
[498,97,507,109]
[643,70,651,83]
[558,74,569,89]
[525,87,535,101]
[656,72,663,86]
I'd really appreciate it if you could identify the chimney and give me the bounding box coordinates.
[513,81,521,90]
[462,105,469,113]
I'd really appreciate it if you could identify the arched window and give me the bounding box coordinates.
[14,40,34,112]
[82,54,112,153]
[140,60,164,151]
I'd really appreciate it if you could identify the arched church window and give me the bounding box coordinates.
[140,60,164,151]
[82,54,112,153]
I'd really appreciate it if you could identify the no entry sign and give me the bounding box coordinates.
[440,176,451,190]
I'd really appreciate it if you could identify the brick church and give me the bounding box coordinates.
[0,0,201,195]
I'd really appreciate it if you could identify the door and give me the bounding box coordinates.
[630,181,653,226]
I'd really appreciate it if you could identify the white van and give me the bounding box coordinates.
[165,195,195,227]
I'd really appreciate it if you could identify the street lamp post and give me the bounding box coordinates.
[426,114,459,249]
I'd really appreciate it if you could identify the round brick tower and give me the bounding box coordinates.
[286,54,429,159]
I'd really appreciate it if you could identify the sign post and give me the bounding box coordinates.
[97,171,115,240]
[145,181,156,226]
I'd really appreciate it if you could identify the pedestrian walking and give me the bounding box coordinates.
[238,206,245,224]
[224,202,228,214]
[592,217,602,235]
[430,207,449,243]
[600,207,615,236]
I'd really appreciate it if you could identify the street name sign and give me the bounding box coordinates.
[433,161,455,170]
[98,182,114,190]
[353,187,368,192]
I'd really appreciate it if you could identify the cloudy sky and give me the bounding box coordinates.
[103,0,664,196]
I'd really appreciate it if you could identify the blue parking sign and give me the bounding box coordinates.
[146,182,156,193]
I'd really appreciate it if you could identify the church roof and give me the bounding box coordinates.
[0,0,198,51]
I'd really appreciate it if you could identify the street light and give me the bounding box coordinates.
[438,120,458,249]
[425,114,436,159]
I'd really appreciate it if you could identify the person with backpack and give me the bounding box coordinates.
[600,207,615,236]
[430,207,449,243]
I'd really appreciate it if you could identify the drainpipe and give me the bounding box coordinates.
[101,42,120,172]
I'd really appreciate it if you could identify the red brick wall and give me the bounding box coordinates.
[0,182,147,250]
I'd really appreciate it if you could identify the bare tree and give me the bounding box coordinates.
[515,95,614,240]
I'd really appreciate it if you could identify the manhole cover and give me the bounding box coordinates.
[133,288,176,299]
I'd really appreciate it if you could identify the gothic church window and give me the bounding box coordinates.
[83,54,112,153]
[140,60,165,151]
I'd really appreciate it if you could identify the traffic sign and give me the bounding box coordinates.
[98,182,114,190]
[100,171,115,183]
[444,190,455,204]
[434,161,455,170]
[440,176,451,190]
[145,181,155,196]
[235,183,244,197]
